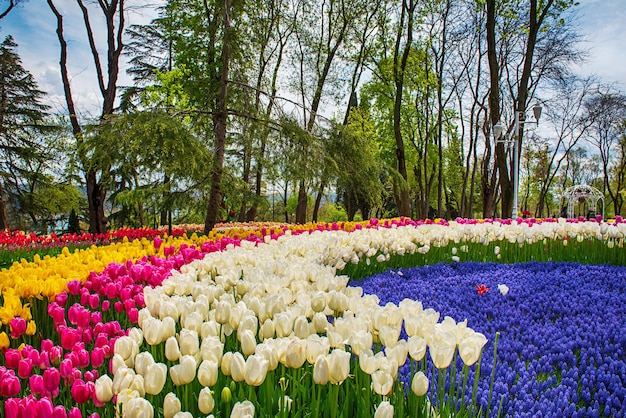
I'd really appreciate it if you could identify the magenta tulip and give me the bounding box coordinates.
[127,308,139,324]
[0,372,20,397]
[101,300,110,311]
[4,398,18,418]
[55,292,68,306]
[38,397,54,417]
[60,359,73,378]
[5,348,21,369]
[91,311,102,325]
[10,317,27,338]
[53,406,68,418]
[89,294,100,309]
[43,367,61,392]
[30,374,46,397]
[114,301,123,313]
[68,407,83,418]
[91,348,105,368]
[71,379,93,404]
[18,358,34,379]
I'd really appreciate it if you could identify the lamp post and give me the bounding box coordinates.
[493,103,542,219]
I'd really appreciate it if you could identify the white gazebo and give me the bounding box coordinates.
[562,185,605,219]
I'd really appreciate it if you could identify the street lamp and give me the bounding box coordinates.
[493,103,542,219]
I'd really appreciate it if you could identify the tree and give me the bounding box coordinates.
[47,0,127,233]
[485,0,577,218]
[0,35,55,229]
[585,88,626,216]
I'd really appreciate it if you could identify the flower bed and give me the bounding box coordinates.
[0,218,625,417]
[356,261,626,417]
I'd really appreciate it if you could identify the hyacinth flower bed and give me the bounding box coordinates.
[0,218,625,417]
[357,262,626,417]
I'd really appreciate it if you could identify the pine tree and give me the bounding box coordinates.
[0,35,52,229]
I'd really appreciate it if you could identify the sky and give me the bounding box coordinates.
[0,0,624,118]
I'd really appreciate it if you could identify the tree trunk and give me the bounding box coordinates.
[312,181,325,223]
[0,182,8,229]
[391,0,415,218]
[204,0,232,234]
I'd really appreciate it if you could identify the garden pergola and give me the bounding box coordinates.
[562,185,605,219]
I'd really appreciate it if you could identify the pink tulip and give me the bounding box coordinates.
[30,374,46,397]
[9,317,27,338]
[68,407,83,418]
[43,367,61,392]
[38,397,54,417]
[38,351,50,369]
[91,348,105,368]
[18,358,34,379]
[41,339,54,352]
[89,294,100,310]
[114,301,123,313]
[60,358,74,378]
[82,328,93,345]
[127,308,139,324]
[60,327,82,350]
[71,379,93,404]
[4,348,21,369]
[55,292,68,306]
[101,300,110,311]
[4,398,18,418]
[0,372,20,396]
[67,280,81,296]
[90,311,102,325]
[53,405,68,418]
[49,345,63,365]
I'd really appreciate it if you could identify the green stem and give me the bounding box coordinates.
[486,331,501,418]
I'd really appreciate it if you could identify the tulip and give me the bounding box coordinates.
[197,360,219,387]
[371,370,393,396]
[312,312,329,334]
[284,339,307,369]
[165,336,181,362]
[411,371,429,397]
[9,317,27,338]
[231,400,255,418]
[43,367,61,393]
[163,392,182,418]
[52,405,68,418]
[169,355,196,386]
[327,348,351,384]
[112,367,136,394]
[215,300,231,324]
[244,354,269,386]
[94,375,114,403]
[230,352,246,383]
[29,374,46,397]
[255,342,279,371]
[198,387,215,414]
[274,312,293,338]
[0,331,9,349]
[221,352,233,376]
[313,355,330,385]
[178,328,199,357]
[71,379,93,404]
[293,315,310,339]
[374,401,394,418]
[124,397,154,418]
[359,350,380,375]
[385,340,408,367]
[258,318,274,341]
[68,407,82,418]
[407,335,427,361]
[18,358,34,379]
[239,329,257,356]
[306,335,330,364]
[200,335,224,363]
[144,363,167,395]
[458,332,488,366]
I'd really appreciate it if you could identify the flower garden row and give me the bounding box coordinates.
[0,217,625,417]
